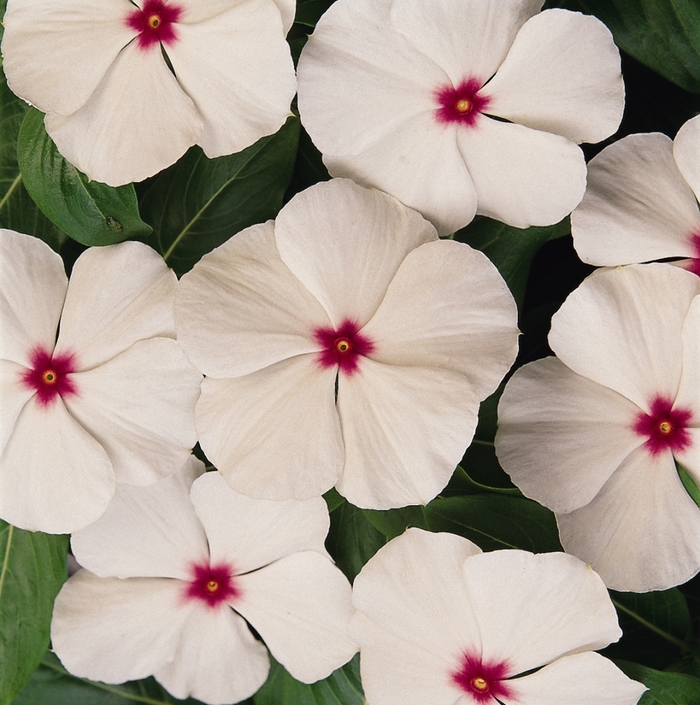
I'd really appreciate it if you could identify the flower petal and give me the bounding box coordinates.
[196,356,343,500]
[0,360,35,456]
[336,359,481,509]
[485,9,623,144]
[64,338,201,486]
[166,0,295,158]
[1,0,136,116]
[362,239,518,398]
[0,397,114,533]
[55,241,177,370]
[235,551,356,682]
[275,179,438,328]
[571,133,700,266]
[458,117,586,228]
[0,229,66,366]
[673,114,700,202]
[175,222,329,378]
[557,447,700,591]
[189,471,330,575]
[676,295,700,417]
[71,456,208,580]
[495,357,644,514]
[44,40,203,186]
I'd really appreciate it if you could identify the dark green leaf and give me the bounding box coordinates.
[363,506,427,541]
[615,660,700,705]
[678,464,700,509]
[0,523,68,705]
[16,108,151,247]
[444,464,520,497]
[139,116,300,274]
[294,0,337,27]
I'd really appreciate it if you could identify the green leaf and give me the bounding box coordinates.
[139,116,300,274]
[363,505,427,541]
[0,523,68,705]
[294,0,337,27]
[615,660,700,705]
[423,494,562,553]
[254,655,364,705]
[16,108,151,247]
[678,464,700,509]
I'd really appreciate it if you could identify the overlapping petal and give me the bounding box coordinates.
[0,360,35,456]
[673,114,700,201]
[675,295,700,417]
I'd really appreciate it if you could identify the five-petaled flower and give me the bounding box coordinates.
[496,263,700,591]
[174,178,519,509]
[51,457,357,705]
[1,0,297,186]
[297,0,624,235]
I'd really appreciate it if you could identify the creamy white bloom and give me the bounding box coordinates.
[496,263,700,591]
[350,528,646,705]
[175,178,519,509]
[572,115,700,275]
[1,0,297,186]
[0,230,202,533]
[52,457,357,705]
[297,0,624,235]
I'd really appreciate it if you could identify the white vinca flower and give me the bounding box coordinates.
[495,263,700,592]
[296,0,624,235]
[52,456,357,705]
[0,229,202,534]
[572,114,700,275]
[350,528,646,705]
[1,0,297,186]
[175,178,519,510]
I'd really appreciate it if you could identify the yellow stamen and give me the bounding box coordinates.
[471,677,488,692]
[206,580,219,592]
[336,339,351,353]
[148,14,161,28]
[42,370,57,384]
[456,99,471,113]
[659,421,672,434]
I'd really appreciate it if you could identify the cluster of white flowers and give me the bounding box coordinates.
[3,0,698,703]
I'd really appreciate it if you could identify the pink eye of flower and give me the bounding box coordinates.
[434,78,491,127]
[633,396,693,456]
[688,232,700,276]
[185,562,239,608]
[313,319,375,376]
[450,654,512,703]
[21,347,78,408]
[126,0,182,50]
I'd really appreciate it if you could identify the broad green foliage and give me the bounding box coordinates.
[617,661,700,705]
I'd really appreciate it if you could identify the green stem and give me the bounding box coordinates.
[0,524,14,602]
[612,598,695,652]
[0,173,22,213]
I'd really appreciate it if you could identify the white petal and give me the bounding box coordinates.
[275,179,438,328]
[71,456,208,580]
[485,9,623,144]
[196,356,343,500]
[154,602,269,705]
[495,357,644,514]
[458,117,587,228]
[362,239,518,398]
[352,528,483,663]
[558,447,700,591]
[0,398,114,534]
[45,41,202,187]
[190,471,330,575]
[549,264,700,410]
[166,1,295,157]
[175,222,329,378]
[677,429,700,487]
[571,133,700,266]
[460,550,620,675]
[0,360,35,456]
[0,229,66,366]
[1,0,136,115]
[506,652,646,705]
[390,0,544,87]
[55,241,177,370]
[675,295,700,414]
[65,338,201,486]
[235,552,356,682]
[673,114,700,202]
[175,0,293,36]
[51,571,191,684]
[336,359,481,509]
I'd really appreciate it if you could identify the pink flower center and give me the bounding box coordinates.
[633,396,693,455]
[313,319,375,376]
[434,78,491,127]
[687,232,700,276]
[450,654,512,703]
[185,562,239,608]
[126,0,182,50]
[21,347,78,408]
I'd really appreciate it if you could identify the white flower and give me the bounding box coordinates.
[51,456,357,705]
[1,0,297,186]
[495,263,700,592]
[296,0,624,235]
[174,178,519,509]
[572,115,700,275]
[0,229,202,533]
[350,528,646,705]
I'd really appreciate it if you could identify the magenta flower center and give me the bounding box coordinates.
[450,654,512,703]
[688,232,700,276]
[633,396,693,456]
[185,562,239,608]
[21,347,78,408]
[126,0,182,50]
[435,78,491,127]
[313,319,375,376]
